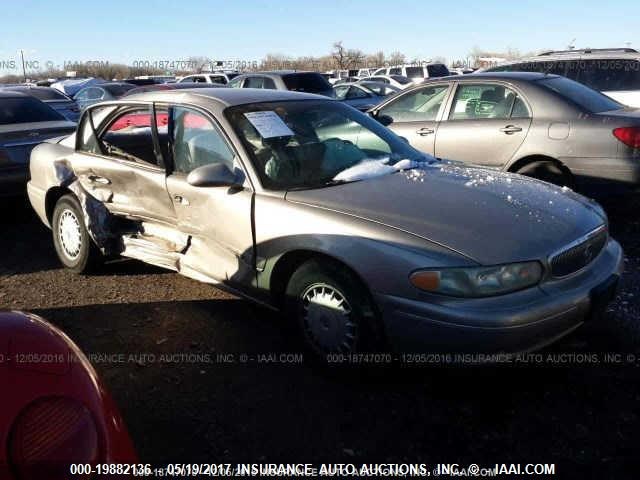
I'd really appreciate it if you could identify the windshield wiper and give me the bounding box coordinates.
[286,178,356,192]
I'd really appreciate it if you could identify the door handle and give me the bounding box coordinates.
[500,125,523,134]
[87,174,111,185]
[174,194,190,206]
[416,127,435,136]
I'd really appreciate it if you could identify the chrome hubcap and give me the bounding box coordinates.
[58,209,82,260]
[301,283,356,353]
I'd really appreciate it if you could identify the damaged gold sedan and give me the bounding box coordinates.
[27,88,623,356]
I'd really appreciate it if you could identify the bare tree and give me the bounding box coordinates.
[331,41,349,69]
[387,51,406,66]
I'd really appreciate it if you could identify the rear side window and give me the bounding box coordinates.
[282,73,331,93]
[0,97,65,125]
[511,97,529,117]
[405,67,425,78]
[209,75,227,85]
[537,76,623,113]
[427,64,450,77]
[389,67,401,75]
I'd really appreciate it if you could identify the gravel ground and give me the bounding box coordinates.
[1,196,639,479]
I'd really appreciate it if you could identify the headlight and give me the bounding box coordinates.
[409,261,543,297]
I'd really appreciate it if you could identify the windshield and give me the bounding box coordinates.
[536,76,623,113]
[225,100,428,190]
[427,64,451,77]
[405,67,425,78]
[0,97,65,125]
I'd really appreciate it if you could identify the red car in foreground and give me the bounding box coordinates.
[0,311,136,479]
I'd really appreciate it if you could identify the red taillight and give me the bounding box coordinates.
[613,126,640,148]
[9,397,99,480]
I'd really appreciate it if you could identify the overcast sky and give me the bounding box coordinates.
[1,0,638,74]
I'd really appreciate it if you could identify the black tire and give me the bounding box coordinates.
[52,194,103,273]
[285,259,383,359]
[516,160,573,188]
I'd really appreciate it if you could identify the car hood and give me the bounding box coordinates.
[285,163,606,265]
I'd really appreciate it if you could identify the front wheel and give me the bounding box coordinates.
[52,194,103,273]
[285,259,382,358]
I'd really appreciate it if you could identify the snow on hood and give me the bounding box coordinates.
[333,158,433,182]
[287,161,606,265]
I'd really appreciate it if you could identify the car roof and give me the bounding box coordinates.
[236,71,318,77]
[358,81,394,88]
[489,48,640,67]
[125,87,328,106]
[426,71,560,82]
[2,85,55,91]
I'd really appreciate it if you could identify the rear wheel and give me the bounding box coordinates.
[516,160,573,188]
[285,259,382,359]
[52,195,103,273]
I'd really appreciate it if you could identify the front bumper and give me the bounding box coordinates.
[375,239,624,353]
[0,166,29,197]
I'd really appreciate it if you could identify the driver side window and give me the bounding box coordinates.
[170,107,235,175]
[379,85,449,122]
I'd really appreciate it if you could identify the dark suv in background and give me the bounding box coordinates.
[483,48,640,108]
[228,71,334,97]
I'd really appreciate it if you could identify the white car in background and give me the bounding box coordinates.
[358,74,413,89]
[178,72,239,85]
[371,63,451,83]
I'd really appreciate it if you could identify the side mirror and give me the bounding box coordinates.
[376,114,393,127]
[187,163,240,188]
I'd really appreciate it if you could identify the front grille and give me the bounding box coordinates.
[550,227,608,277]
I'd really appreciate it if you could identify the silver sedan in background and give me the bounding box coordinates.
[334,82,399,111]
[0,91,76,196]
[27,89,622,356]
[370,72,640,195]
[1,86,81,122]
